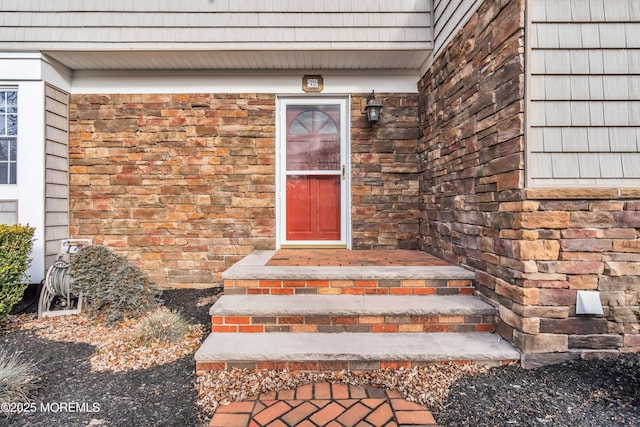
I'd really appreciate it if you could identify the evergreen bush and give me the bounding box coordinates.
[0,224,35,319]
[69,245,161,325]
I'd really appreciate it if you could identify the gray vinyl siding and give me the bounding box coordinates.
[0,0,432,50]
[44,84,69,267]
[527,0,640,186]
[432,0,483,58]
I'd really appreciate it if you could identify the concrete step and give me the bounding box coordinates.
[194,332,520,374]
[210,294,496,333]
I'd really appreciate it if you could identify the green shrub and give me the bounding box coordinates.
[69,245,161,325]
[0,225,35,319]
[0,350,38,407]
[133,307,190,346]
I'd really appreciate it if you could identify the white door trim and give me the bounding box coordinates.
[275,96,351,249]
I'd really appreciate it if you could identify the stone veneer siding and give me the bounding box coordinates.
[418,0,526,284]
[69,93,277,288]
[351,94,421,250]
[69,93,420,287]
[510,189,640,367]
[418,0,640,366]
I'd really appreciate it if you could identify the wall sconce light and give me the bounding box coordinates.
[365,90,383,124]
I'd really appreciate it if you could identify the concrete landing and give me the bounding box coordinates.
[210,294,495,317]
[222,250,476,281]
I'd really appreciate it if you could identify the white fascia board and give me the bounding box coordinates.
[71,70,420,94]
[0,52,44,81]
[0,53,70,92]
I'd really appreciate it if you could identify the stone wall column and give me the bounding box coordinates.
[418,0,640,365]
[351,93,421,249]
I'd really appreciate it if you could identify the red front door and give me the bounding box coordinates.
[285,104,342,241]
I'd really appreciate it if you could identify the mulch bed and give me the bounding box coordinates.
[0,288,217,427]
[2,288,639,426]
[436,353,640,426]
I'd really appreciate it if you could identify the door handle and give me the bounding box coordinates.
[341,165,346,180]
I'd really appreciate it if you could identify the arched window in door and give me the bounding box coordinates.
[286,108,340,171]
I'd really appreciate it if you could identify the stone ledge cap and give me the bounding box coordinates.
[525,188,639,200]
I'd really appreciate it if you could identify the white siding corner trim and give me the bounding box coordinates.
[0,80,47,282]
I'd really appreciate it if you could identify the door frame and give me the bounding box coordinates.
[276,95,351,249]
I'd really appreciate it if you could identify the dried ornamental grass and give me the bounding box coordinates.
[132,307,190,346]
[0,350,38,407]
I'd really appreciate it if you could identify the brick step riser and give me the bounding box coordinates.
[211,314,495,333]
[196,359,512,374]
[223,279,475,296]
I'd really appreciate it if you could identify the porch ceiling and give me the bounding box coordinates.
[45,49,431,71]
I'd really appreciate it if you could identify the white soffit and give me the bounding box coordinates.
[70,70,420,94]
[44,50,431,71]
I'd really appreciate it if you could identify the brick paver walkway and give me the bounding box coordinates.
[267,249,451,267]
[209,383,439,427]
